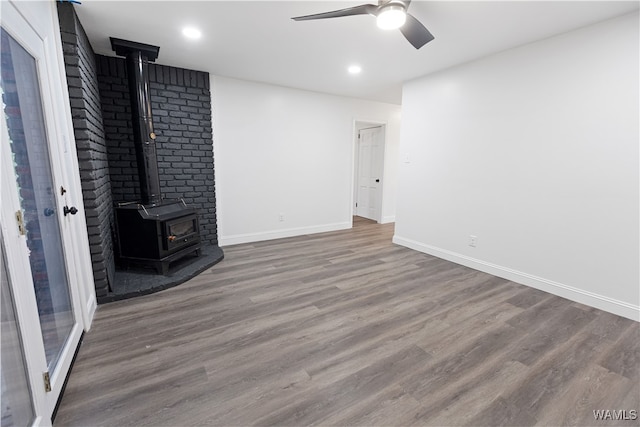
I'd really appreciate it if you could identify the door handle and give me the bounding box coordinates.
[63,206,78,216]
[44,208,55,217]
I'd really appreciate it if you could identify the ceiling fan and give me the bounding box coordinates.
[291,0,434,50]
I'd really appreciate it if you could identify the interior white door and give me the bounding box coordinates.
[1,2,85,424]
[356,126,384,221]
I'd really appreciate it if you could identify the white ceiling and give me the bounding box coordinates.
[75,1,639,104]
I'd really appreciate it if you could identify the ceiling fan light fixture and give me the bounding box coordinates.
[376,4,407,30]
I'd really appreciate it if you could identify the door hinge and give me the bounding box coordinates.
[43,371,51,392]
[15,211,26,236]
[355,203,358,207]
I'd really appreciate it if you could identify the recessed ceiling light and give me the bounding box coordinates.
[348,65,362,75]
[182,27,202,40]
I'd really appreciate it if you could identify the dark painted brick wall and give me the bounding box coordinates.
[58,3,114,298]
[96,56,218,245]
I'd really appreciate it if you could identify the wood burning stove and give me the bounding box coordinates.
[115,200,201,274]
[111,38,202,274]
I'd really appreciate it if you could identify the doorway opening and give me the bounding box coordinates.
[352,121,386,223]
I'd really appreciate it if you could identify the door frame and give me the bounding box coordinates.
[1,0,96,424]
[351,119,387,224]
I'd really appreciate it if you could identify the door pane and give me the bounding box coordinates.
[1,240,35,427]
[1,28,74,370]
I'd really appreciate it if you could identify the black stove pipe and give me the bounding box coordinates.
[110,38,162,206]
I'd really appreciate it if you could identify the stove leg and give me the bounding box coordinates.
[156,261,169,275]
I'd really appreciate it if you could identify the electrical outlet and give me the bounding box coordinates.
[469,235,477,247]
[279,213,285,222]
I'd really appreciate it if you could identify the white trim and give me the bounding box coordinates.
[381,215,396,224]
[31,416,48,427]
[86,298,97,330]
[220,222,352,246]
[47,0,97,331]
[393,235,640,322]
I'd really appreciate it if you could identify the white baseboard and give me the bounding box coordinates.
[220,222,352,246]
[85,298,97,331]
[381,215,396,224]
[393,235,639,322]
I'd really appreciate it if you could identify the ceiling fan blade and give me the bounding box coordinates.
[400,13,434,49]
[292,4,377,21]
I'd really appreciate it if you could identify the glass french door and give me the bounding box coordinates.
[1,234,35,427]
[1,1,86,425]
[2,25,77,371]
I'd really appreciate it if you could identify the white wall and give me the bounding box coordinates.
[212,76,401,245]
[394,12,639,320]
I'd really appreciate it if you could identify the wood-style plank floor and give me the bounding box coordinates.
[55,217,639,426]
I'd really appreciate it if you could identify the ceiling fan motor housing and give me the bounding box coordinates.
[378,0,409,10]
